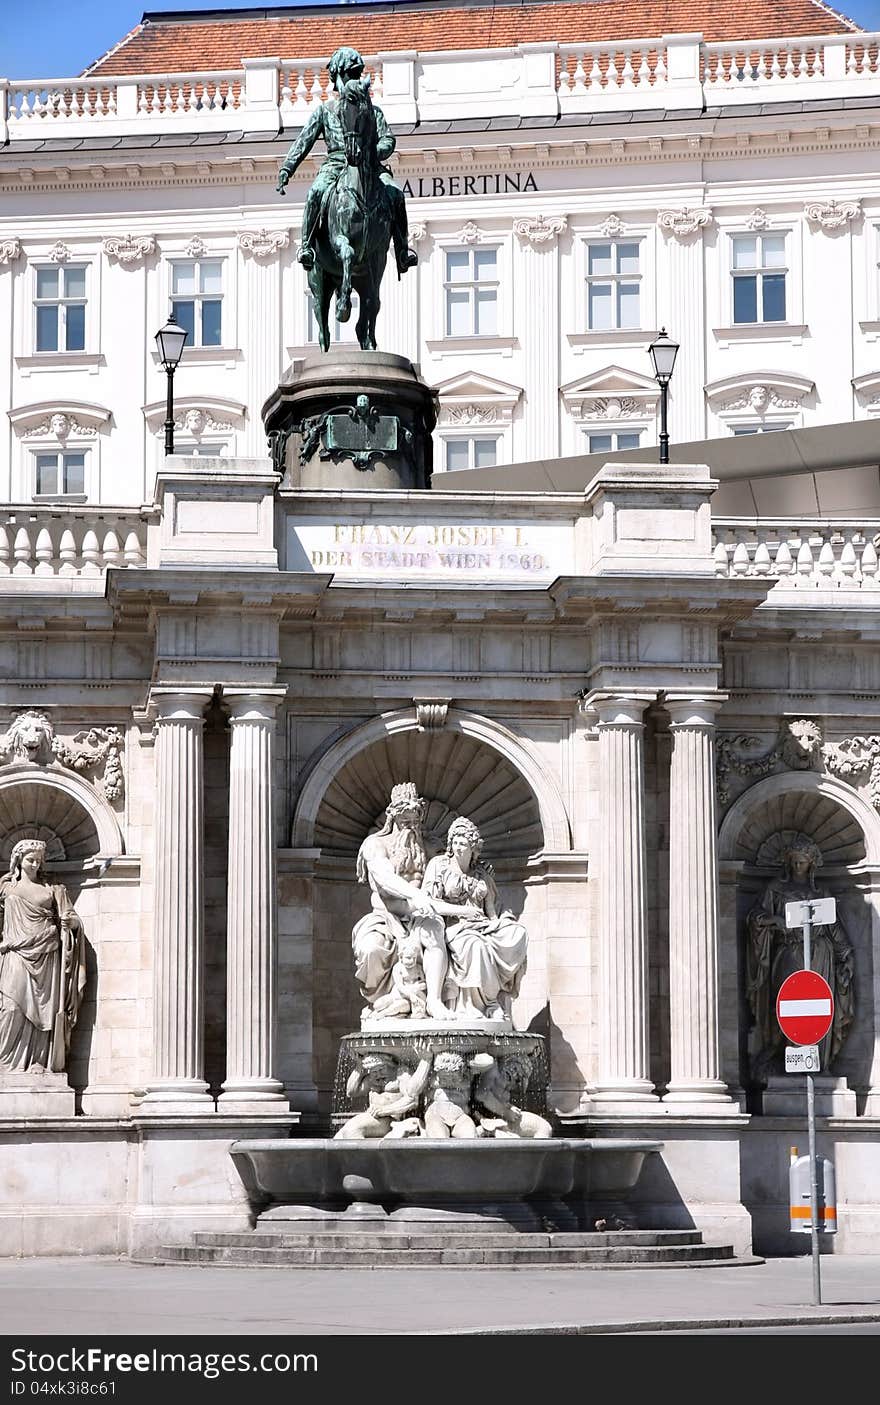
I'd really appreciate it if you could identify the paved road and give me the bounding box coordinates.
[0,1255,879,1336]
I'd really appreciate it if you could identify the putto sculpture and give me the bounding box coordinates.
[276,45,418,351]
[0,839,86,1073]
[746,833,855,1079]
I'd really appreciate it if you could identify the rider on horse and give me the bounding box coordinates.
[276,46,418,278]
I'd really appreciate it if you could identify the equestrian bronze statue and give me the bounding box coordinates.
[276,46,418,351]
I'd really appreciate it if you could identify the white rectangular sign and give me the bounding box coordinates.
[785,896,837,930]
[286,519,572,581]
[785,1045,820,1073]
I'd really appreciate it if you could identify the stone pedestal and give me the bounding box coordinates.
[0,1071,75,1117]
[761,1075,857,1117]
[261,347,436,491]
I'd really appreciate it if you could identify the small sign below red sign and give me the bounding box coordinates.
[776,970,834,1047]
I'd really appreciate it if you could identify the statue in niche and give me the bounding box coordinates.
[422,816,528,1022]
[746,834,855,1080]
[0,839,86,1073]
[333,1050,431,1140]
[353,792,529,1025]
[353,782,449,1021]
[473,1052,553,1139]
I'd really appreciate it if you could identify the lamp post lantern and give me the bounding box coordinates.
[648,327,680,466]
[154,316,188,455]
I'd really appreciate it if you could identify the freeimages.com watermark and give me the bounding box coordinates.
[9,1347,317,1390]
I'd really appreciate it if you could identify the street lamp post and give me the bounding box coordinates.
[154,316,188,455]
[648,327,680,466]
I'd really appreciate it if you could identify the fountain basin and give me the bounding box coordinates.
[231,1137,662,1229]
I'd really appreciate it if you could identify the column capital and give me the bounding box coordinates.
[584,690,656,728]
[151,689,212,724]
[663,692,728,727]
[224,687,287,724]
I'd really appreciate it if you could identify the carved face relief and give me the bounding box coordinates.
[748,385,769,412]
[184,409,207,436]
[6,711,55,764]
[50,413,70,439]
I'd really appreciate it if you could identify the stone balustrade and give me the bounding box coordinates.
[0,507,148,580]
[3,30,879,139]
[712,518,880,589]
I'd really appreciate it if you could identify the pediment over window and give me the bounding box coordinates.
[434,371,523,426]
[705,371,814,412]
[8,401,112,439]
[560,365,659,419]
[852,372,880,410]
[141,396,247,437]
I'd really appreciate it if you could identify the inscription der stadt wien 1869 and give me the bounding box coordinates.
[289,520,566,579]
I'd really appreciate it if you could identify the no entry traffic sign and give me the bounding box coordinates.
[776,970,834,1047]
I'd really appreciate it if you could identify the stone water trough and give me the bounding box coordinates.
[230,1136,663,1231]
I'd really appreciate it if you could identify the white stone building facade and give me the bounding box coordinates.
[2,2,880,1261]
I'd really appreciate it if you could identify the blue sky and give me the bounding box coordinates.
[4,0,880,78]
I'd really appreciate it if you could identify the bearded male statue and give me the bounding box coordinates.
[353,782,449,1021]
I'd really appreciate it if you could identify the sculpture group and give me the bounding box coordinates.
[353,782,528,1026]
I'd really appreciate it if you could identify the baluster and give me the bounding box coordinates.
[774,540,793,576]
[294,66,309,112]
[753,542,772,575]
[713,540,730,575]
[162,82,175,115]
[13,527,33,576]
[280,69,294,114]
[572,56,588,95]
[124,530,145,568]
[558,56,572,97]
[588,53,602,92]
[81,529,101,576]
[107,83,117,117]
[606,53,619,90]
[732,541,750,576]
[636,51,650,87]
[817,538,835,581]
[102,529,122,568]
[0,526,10,575]
[34,528,54,576]
[654,46,667,86]
[372,65,383,102]
[840,538,857,582]
[861,537,879,585]
[187,80,201,114]
[58,529,77,576]
[621,48,635,88]
[795,538,815,583]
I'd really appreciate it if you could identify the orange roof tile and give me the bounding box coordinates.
[84,0,860,75]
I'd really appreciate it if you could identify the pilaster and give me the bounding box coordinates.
[663,693,736,1111]
[218,690,289,1114]
[140,690,213,1113]
[588,691,659,1109]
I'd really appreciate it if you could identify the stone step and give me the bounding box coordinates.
[157,1240,736,1268]
[193,1228,705,1252]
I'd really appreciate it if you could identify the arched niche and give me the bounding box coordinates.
[0,765,124,867]
[292,708,570,857]
[716,769,876,1106]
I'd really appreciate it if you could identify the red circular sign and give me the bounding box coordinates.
[776,970,834,1046]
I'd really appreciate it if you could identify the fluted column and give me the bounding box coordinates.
[591,693,659,1106]
[663,693,735,1108]
[218,691,288,1112]
[142,691,212,1111]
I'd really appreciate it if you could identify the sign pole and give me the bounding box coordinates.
[801,906,821,1306]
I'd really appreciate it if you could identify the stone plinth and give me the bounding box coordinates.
[0,1071,75,1117]
[761,1075,857,1117]
[262,348,436,491]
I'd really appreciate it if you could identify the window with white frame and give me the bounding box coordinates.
[732,234,786,324]
[171,259,223,347]
[34,265,87,352]
[444,248,498,337]
[306,291,358,345]
[585,240,641,331]
[32,449,87,497]
[442,435,499,471]
[584,429,643,453]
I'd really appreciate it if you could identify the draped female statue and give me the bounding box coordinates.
[422,816,528,1022]
[746,834,855,1080]
[0,839,87,1073]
